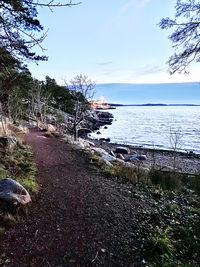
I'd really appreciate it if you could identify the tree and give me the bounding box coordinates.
[69,74,95,140]
[43,76,75,114]
[0,48,33,114]
[0,0,80,62]
[168,128,183,170]
[159,0,200,74]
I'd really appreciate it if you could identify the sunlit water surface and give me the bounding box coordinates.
[90,106,200,153]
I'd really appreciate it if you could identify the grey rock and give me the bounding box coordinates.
[0,178,31,206]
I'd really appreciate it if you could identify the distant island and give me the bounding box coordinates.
[107,103,200,107]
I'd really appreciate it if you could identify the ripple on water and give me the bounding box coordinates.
[90,106,200,153]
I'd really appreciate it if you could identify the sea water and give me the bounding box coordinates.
[90,106,200,153]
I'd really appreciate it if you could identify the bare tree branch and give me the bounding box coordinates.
[159,0,200,74]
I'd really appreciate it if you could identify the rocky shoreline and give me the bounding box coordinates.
[78,109,200,175]
[87,139,200,175]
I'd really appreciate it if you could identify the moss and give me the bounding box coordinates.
[16,176,38,194]
[0,227,5,235]
[3,214,17,226]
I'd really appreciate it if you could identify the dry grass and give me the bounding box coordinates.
[104,161,139,184]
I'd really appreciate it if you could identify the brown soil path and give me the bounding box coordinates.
[0,129,143,266]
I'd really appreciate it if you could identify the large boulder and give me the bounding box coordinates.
[0,178,31,207]
[96,111,114,119]
[0,136,18,151]
[115,146,130,154]
[78,128,92,137]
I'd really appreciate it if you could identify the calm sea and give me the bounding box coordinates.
[90,106,200,153]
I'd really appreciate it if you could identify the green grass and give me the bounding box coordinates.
[0,144,38,194]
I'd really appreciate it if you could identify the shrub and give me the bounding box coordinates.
[148,227,176,255]
[149,170,182,191]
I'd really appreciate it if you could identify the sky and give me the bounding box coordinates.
[28,0,200,85]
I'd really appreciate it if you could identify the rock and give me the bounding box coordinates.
[137,155,147,161]
[92,147,108,155]
[104,126,108,129]
[100,138,110,142]
[115,146,130,154]
[0,136,18,150]
[98,118,113,125]
[47,124,56,132]
[130,156,139,161]
[78,128,92,137]
[96,111,114,119]
[96,131,101,134]
[87,141,95,147]
[0,178,31,207]
[52,131,60,137]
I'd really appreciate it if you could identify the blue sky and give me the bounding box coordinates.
[28,0,200,85]
[95,82,200,104]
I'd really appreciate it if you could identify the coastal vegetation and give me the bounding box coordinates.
[86,145,200,266]
[0,137,37,233]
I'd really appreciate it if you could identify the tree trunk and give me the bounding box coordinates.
[73,121,77,141]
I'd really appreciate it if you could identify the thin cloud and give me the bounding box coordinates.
[135,66,164,76]
[121,0,150,13]
[97,61,113,66]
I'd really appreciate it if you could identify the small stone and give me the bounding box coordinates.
[130,156,139,161]
[137,155,147,161]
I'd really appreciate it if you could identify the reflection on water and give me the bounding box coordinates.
[90,106,200,153]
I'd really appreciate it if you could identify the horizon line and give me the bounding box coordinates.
[96,81,200,85]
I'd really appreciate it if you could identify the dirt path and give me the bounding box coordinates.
[0,129,144,267]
